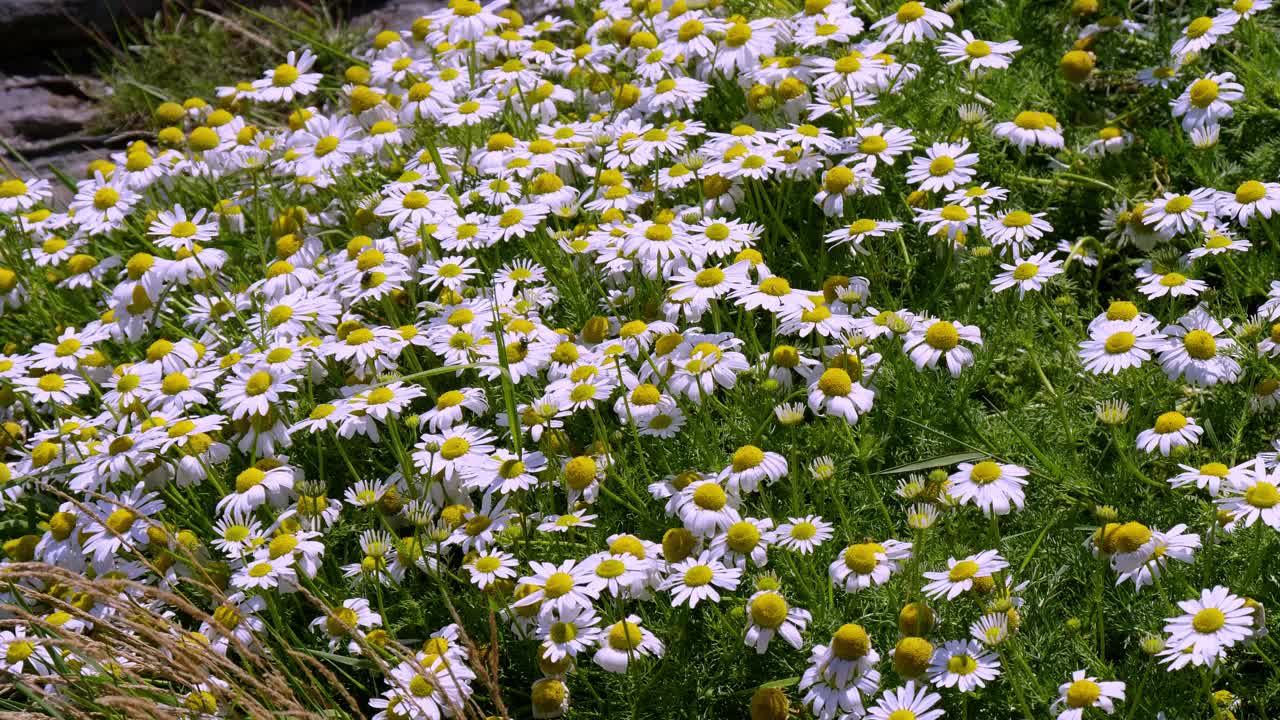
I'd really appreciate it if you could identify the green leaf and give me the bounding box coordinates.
[874,452,985,475]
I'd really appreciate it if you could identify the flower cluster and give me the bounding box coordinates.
[0,0,1278,717]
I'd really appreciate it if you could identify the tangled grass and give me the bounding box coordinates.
[1,0,1280,718]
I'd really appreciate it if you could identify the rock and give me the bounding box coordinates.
[350,0,442,33]
[0,0,166,59]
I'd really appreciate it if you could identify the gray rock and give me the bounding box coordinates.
[0,0,168,59]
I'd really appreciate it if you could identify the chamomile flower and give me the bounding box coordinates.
[1216,457,1280,530]
[1136,261,1209,299]
[903,318,982,377]
[775,515,833,554]
[948,460,1028,516]
[872,2,954,44]
[1161,586,1254,667]
[1143,189,1217,236]
[515,559,603,619]
[662,551,742,608]
[829,539,913,593]
[938,31,1020,71]
[594,615,663,673]
[906,141,979,192]
[825,218,903,254]
[252,49,322,103]
[1217,179,1280,226]
[990,251,1064,297]
[466,550,518,589]
[1078,317,1164,375]
[1136,411,1203,456]
[1054,670,1126,720]
[807,367,875,425]
[982,211,1054,254]
[745,590,810,653]
[1157,306,1240,386]
[923,550,1009,600]
[993,111,1065,152]
[1170,14,1237,61]
[866,681,944,720]
[927,639,1001,691]
[1082,127,1133,157]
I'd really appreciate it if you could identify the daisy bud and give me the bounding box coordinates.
[899,601,935,636]
[345,65,371,85]
[531,678,569,719]
[581,316,610,344]
[1217,508,1234,527]
[754,573,782,592]
[613,83,641,110]
[893,636,933,677]
[2,534,37,561]
[776,77,806,101]
[154,101,185,125]
[750,687,789,720]
[663,527,697,563]
[1093,505,1118,523]
[1065,617,1082,633]
[540,651,574,676]
[157,125,185,147]
[1094,399,1130,426]
[188,126,219,152]
[1060,50,1095,83]
[411,17,431,39]
[1140,634,1165,655]
[1072,0,1098,15]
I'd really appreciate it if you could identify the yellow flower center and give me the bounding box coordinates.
[726,521,761,552]
[608,621,644,650]
[236,467,266,493]
[93,187,120,210]
[925,321,959,351]
[970,461,1003,485]
[1003,210,1033,227]
[1155,411,1188,433]
[947,654,978,674]
[1235,180,1266,204]
[1183,329,1217,360]
[684,564,713,586]
[439,437,471,460]
[1185,16,1214,39]
[688,266,724,288]
[692,483,727,510]
[105,508,137,534]
[1105,331,1136,354]
[929,156,956,176]
[750,592,789,628]
[1012,263,1039,281]
[949,560,980,581]
[896,1,926,22]
[542,572,575,598]
[831,623,871,660]
[37,374,65,392]
[824,166,854,193]
[0,179,28,198]
[1066,679,1102,708]
[244,371,272,396]
[1193,607,1227,633]
[843,543,882,573]
[1245,481,1280,509]
[273,63,300,86]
